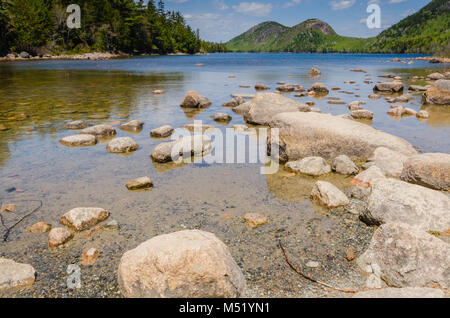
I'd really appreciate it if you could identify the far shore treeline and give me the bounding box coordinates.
[0,0,227,56]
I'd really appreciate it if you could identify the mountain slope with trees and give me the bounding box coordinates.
[0,0,226,56]
[226,0,449,54]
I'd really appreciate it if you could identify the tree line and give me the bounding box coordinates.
[0,0,227,56]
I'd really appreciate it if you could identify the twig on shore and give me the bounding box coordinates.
[278,238,358,294]
[0,199,43,242]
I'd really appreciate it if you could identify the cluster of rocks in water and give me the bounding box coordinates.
[3,67,450,298]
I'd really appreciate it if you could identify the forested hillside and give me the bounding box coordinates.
[0,0,226,56]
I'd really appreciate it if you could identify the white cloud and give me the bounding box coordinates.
[168,0,189,3]
[389,0,407,3]
[329,0,356,10]
[232,2,273,17]
[282,0,301,9]
[213,0,229,10]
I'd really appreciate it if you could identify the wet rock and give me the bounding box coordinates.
[232,102,251,117]
[65,120,89,130]
[223,96,244,107]
[106,137,138,153]
[427,72,445,80]
[332,155,359,175]
[308,68,321,77]
[353,287,444,298]
[105,219,119,229]
[351,166,386,188]
[408,85,431,92]
[374,81,404,93]
[181,123,216,133]
[0,203,16,213]
[310,82,329,94]
[347,101,363,111]
[118,230,246,298]
[0,258,35,290]
[180,91,211,108]
[422,87,450,105]
[48,227,73,247]
[350,69,366,73]
[245,93,310,125]
[269,112,417,163]
[361,178,450,231]
[81,248,100,266]
[351,110,373,120]
[276,84,295,92]
[212,113,232,122]
[27,222,51,233]
[403,108,417,116]
[357,223,450,288]
[416,110,430,119]
[328,100,346,105]
[150,125,174,138]
[366,147,409,177]
[60,207,110,231]
[400,153,450,191]
[80,124,116,137]
[243,213,268,228]
[286,157,331,176]
[368,94,381,99]
[388,105,405,117]
[152,90,165,95]
[151,135,212,163]
[120,120,144,131]
[126,177,153,190]
[255,83,270,90]
[310,181,349,208]
[379,73,396,79]
[60,134,97,147]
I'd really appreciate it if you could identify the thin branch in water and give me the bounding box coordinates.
[278,238,358,294]
[0,199,43,242]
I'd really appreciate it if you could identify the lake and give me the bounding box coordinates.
[0,53,448,297]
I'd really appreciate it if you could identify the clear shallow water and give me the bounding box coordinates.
[0,53,448,297]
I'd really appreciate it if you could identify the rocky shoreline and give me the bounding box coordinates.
[1,66,449,298]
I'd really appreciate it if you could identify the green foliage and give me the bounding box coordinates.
[227,0,449,54]
[1,0,222,55]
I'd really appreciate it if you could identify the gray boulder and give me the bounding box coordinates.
[151,135,211,163]
[60,134,97,147]
[366,147,409,177]
[180,91,211,108]
[150,125,174,138]
[60,207,110,231]
[332,155,359,175]
[106,137,138,153]
[286,157,331,176]
[374,81,404,93]
[310,181,349,208]
[80,124,116,137]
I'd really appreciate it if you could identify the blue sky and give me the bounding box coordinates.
[162,0,432,42]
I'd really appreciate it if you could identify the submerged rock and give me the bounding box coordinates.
[223,96,244,107]
[255,83,270,90]
[243,213,268,228]
[126,177,153,190]
[310,181,349,208]
[0,258,36,290]
[357,223,450,289]
[60,134,97,147]
[118,230,246,298]
[268,112,417,163]
[416,110,430,119]
[65,120,89,130]
[351,110,373,120]
[150,125,174,138]
[48,227,73,247]
[27,222,52,233]
[310,82,329,94]
[361,178,450,231]
[245,93,310,125]
[276,84,295,92]
[180,91,211,108]
[106,137,138,153]
[81,248,100,266]
[286,157,331,176]
[212,113,232,122]
[151,135,212,163]
[308,68,321,77]
[60,207,110,231]
[400,153,450,191]
[427,72,445,80]
[80,124,116,137]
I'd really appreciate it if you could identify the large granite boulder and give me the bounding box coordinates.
[422,87,450,105]
[360,178,450,232]
[310,181,349,208]
[268,112,417,163]
[245,93,310,125]
[366,147,410,177]
[400,153,450,191]
[118,230,246,298]
[374,81,404,93]
[357,223,450,289]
